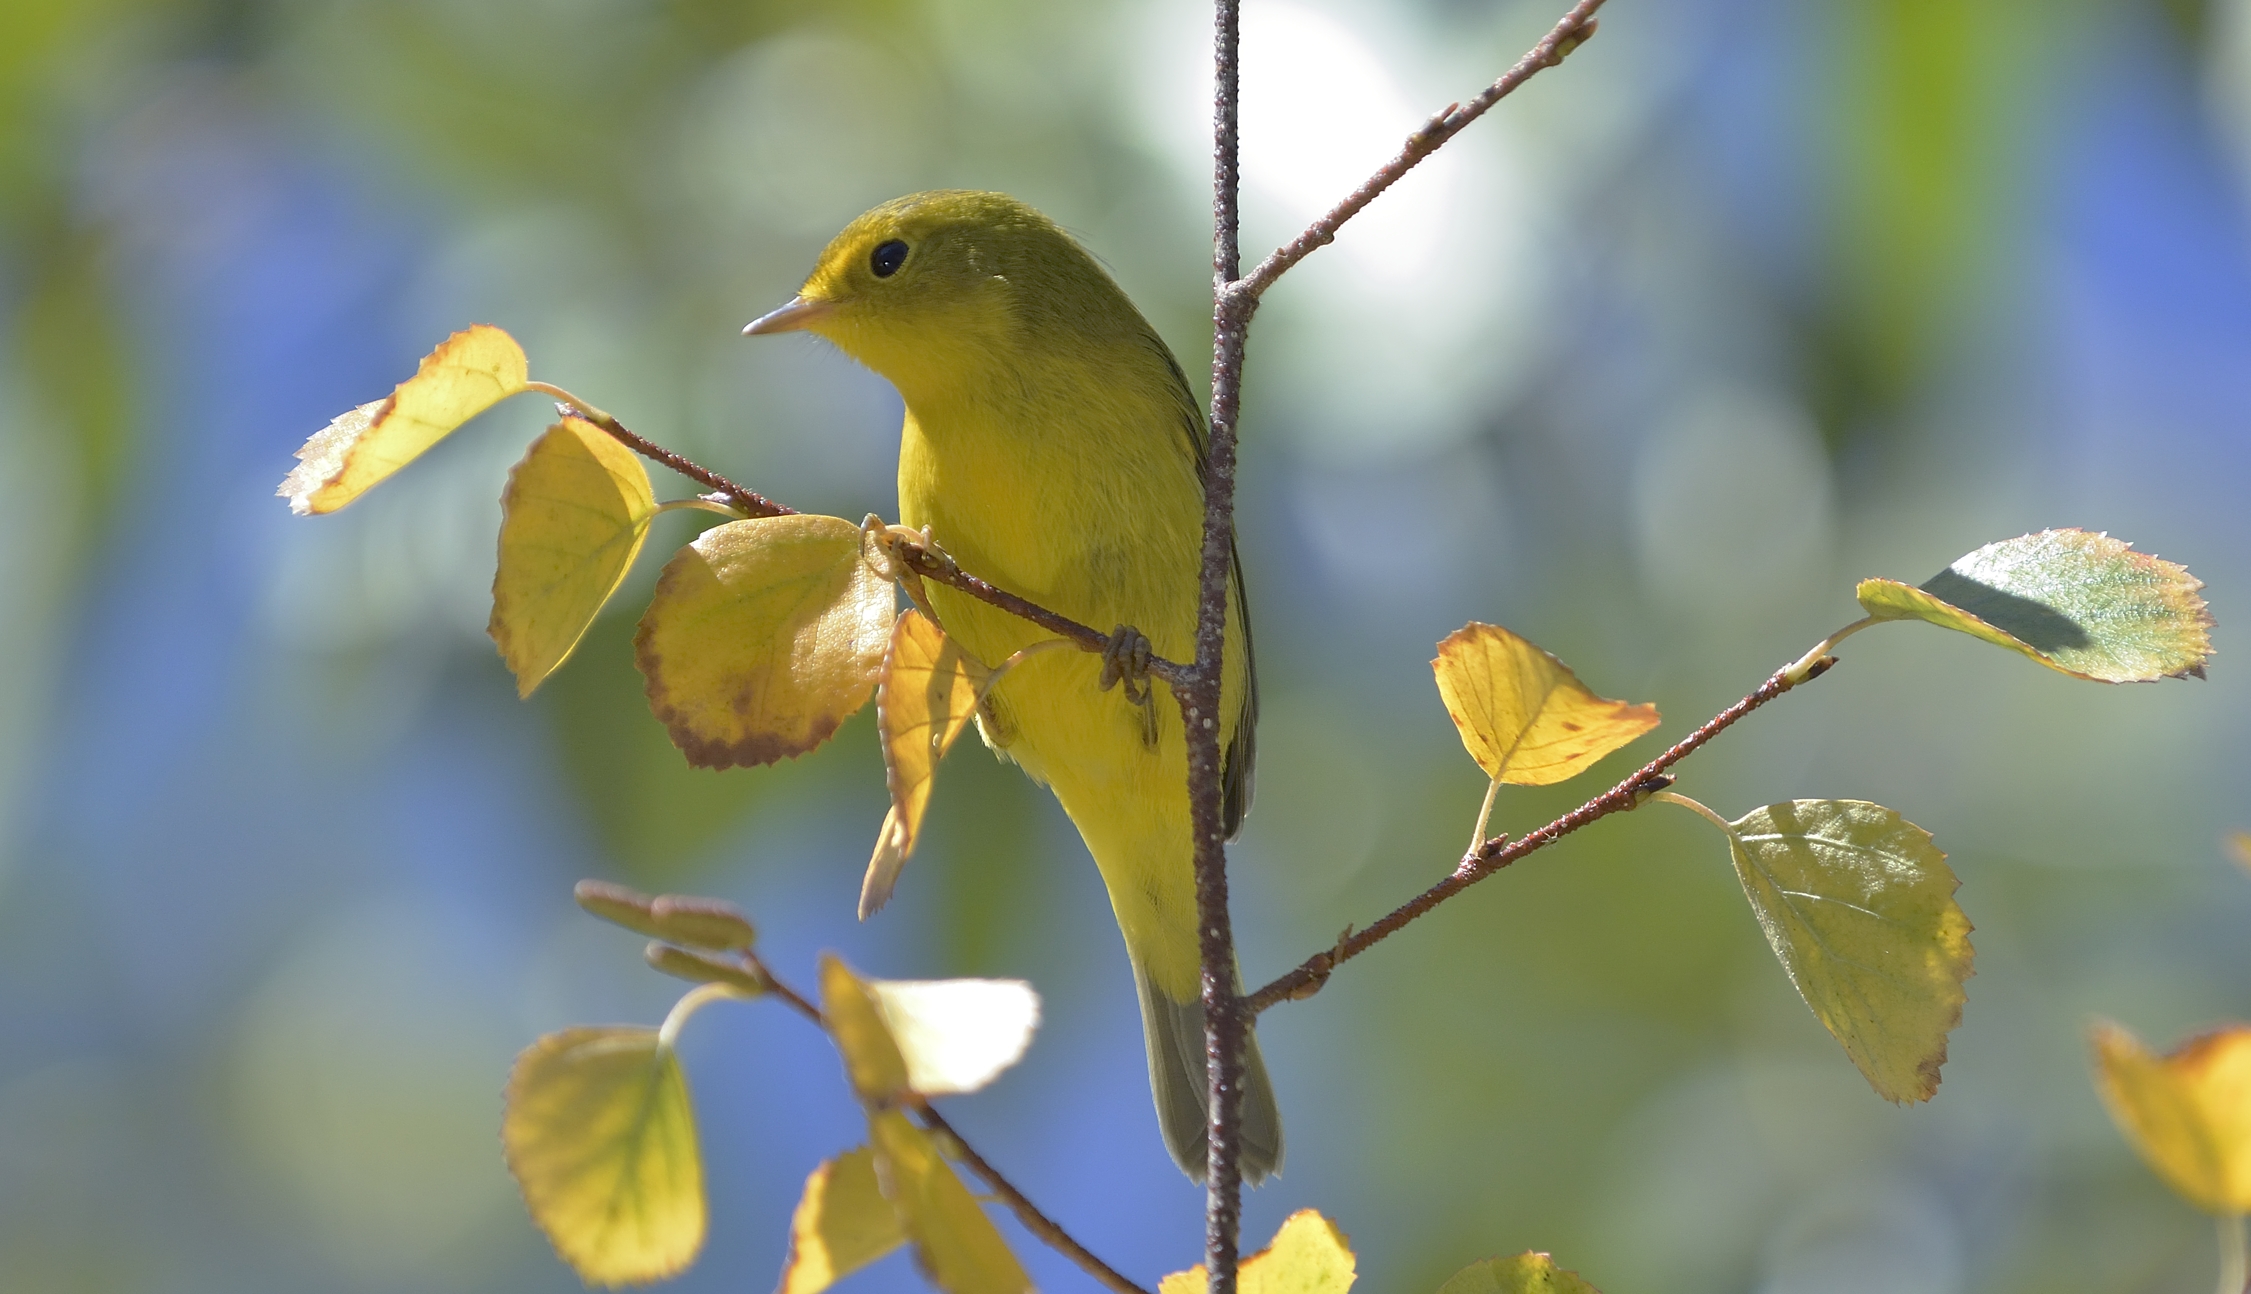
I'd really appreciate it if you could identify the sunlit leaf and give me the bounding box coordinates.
[1434,1253,1603,1294]
[864,610,994,917]
[1159,1209,1357,1294]
[779,1147,906,1294]
[502,1027,703,1286]
[2091,1021,2251,1214]
[643,942,766,995]
[280,324,530,515]
[868,1110,1031,1294]
[1713,800,1971,1102]
[636,514,894,769]
[1855,529,2212,682]
[2226,830,2251,878]
[490,417,658,697]
[868,978,1040,1097]
[1431,623,1659,786]
[574,880,756,950]
[821,955,910,1103]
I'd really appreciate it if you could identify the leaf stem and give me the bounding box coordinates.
[1650,789,1733,832]
[526,381,793,519]
[1783,615,1876,685]
[2221,1213,2247,1294]
[655,981,750,1052]
[1469,778,1503,855]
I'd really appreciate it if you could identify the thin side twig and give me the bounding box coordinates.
[1231,0,1606,305]
[746,955,1149,1294]
[914,1102,1155,1294]
[1242,655,1839,1015]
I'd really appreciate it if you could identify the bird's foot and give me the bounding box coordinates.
[1099,623,1155,707]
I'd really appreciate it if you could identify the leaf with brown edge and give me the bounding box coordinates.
[864,610,994,918]
[1721,800,1972,1103]
[867,1109,1031,1294]
[1160,1209,1357,1294]
[502,1027,703,1286]
[2091,1021,2251,1214]
[635,515,894,769]
[1856,529,2212,682]
[778,1147,905,1294]
[1434,1254,1602,1294]
[280,324,529,515]
[1432,623,1659,786]
[490,417,658,697]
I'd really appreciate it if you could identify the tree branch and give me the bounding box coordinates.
[1190,0,1253,1285]
[1241,656,1839,1015]
[1230,0,1606,306]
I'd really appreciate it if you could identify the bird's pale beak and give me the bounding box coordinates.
[742,294,834,336]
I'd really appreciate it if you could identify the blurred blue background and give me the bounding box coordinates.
[2,0,2248,1291]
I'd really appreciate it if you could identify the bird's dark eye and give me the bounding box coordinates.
[870,240,909,277]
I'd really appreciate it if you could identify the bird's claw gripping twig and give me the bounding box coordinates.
[1099,624,1155,707]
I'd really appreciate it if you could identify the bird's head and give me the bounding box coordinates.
[744,190,1137,406]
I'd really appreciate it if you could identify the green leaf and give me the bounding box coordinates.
[1160,1210,1357,1294]
[868,1110,1031,1294]
[778,1147,906,1294]
[1856,529,2211,682]
[1435,1253,1603,1294]
[490,417,658,697]
[1721,800,1973,1102]
[502,1027,704,1286]
[643,942,766,995]
[635,514,895,769]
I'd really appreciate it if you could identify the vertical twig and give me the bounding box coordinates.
[1193,0,1252,1289]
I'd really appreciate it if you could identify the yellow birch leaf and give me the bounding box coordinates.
[868,1110,1031,1294]
[1723,800,1972,1103]
[821,955,910,1103]
[1856,529,2212,682]
[1160,1209,1356,1294]
[864,610,994,917]
[502,1027,704,1286]
[1434,1254,1602,1294]
[490,417,658,697]
[868,978,1040,1096]
[1432,623,1659,786]
[778,1147,906,1294]
[280,324,529,515]
[2091,1021,2251,1214]
[636,515,894,769]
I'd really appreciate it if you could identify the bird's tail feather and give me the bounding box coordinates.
[1135,960,1283,1184]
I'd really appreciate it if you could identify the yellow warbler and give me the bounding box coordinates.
[745,190,1280,1182]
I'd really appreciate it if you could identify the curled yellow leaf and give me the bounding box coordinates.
[864,610,995,918]
[1160,1209,1357,1294]
[2092,1021,2251,1214]
[635,514,894,769]
[1721,800,1972,1103]
[1435,1254,1602,1294]
[868,1110,1032,1294]
[778,1147,906,1294]
[490,417,658,696]
[280,324,529,515]
[502,1027,704,1286]
[1432,623,1659,786]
